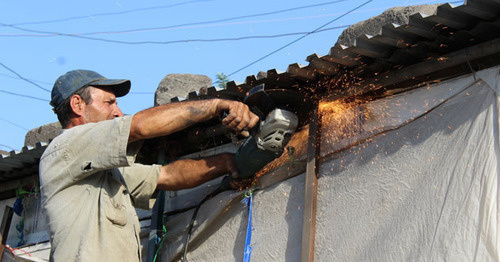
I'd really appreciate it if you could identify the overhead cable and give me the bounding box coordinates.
[0,117,29,131]
[0,72,52,85]
[129,91,154,95]
[0,89,50,102]
[0,144,16,151]
[1,0,457,38]
[2,0,214,27]
[0,62,51,92]
[228,0,373,77]
[0,1,350,40]
[73,0,349,36]
[0,23,348,45]
[3,0,347,37]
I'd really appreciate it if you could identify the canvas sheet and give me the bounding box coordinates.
[161,66,499,261]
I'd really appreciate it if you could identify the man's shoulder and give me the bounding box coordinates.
[41,123,95,158]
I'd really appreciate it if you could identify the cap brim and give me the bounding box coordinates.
[92,79,131,97]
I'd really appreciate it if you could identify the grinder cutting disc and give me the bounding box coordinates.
[242,83,312,130]
[265,89,312,129]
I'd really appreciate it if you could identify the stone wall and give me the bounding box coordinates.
[338,4,439,46]
[24,122,61,147]
[154,74,212,106]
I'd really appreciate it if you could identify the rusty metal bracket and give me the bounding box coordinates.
[301,102,322,262]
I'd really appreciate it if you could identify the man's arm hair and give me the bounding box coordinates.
[128,98,258,143]
[156,153,236,191]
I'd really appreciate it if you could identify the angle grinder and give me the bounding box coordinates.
[222,84,299,188]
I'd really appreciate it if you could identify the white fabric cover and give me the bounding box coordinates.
[161,66,500,261]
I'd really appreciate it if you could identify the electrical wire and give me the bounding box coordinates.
[0,89,49,102]
[0,117,29,131]
[3,0,214,27]
[181,179,230,262]
[0,63,50,92]
[0,72,52,85]
[0,144,15,151]
[2,0,347,38]
[74,0,349,36]
[1,0,456,39]
[0,23,349,45]
[228,0,373,77]
[3,245,32,257]
[129,91,155,95]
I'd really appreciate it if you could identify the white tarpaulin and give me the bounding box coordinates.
[161,66,499,261]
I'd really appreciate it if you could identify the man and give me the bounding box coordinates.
[39,69,259,261]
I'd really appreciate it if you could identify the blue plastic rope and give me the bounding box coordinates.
[243,192,253,262]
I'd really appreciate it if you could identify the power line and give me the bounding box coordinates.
[0,117,29,131]
[0,23,349,45]
[129,91,154,95]
[0,144,16,151]
[1,0,456,39]
[3,0,214,27]
[0,23,125,44]
[0,62,51,92]
[116,25,346,44]
[0,89,50,102]
[228,0,373,77]
[0,0,348,40]
[5,0,347,37]
[76,0,349,36]
[0,72,53,85]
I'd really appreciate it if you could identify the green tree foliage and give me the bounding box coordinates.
[215,73,230,88]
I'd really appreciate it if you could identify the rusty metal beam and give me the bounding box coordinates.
[0,206,14,261]
[301,103,322,262]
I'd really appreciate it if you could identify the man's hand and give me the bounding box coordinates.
[223,154,254,190]
[216,99,260,137]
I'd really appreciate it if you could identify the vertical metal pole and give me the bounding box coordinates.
[146,143,167,262]
[0,206,14,261]
[301,103,321,262]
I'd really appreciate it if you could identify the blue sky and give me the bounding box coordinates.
[0,0,454,151]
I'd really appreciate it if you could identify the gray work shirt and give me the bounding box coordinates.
[39,115,161,262]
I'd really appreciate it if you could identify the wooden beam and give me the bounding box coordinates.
[301,103,322,262]
[0,206,14,261]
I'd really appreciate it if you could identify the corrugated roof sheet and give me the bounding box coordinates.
[173,0,500,102]
[0,143,47,183]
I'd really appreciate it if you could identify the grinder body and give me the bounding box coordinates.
[234,108,299,179]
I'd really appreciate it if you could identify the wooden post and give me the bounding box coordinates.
[0,206,14,261]
[301,103,321,262]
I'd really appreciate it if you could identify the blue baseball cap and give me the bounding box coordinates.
[50,69,131,109]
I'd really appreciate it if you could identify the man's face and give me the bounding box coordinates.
[83,86,124,123]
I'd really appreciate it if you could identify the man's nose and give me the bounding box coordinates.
[114,106,124,118]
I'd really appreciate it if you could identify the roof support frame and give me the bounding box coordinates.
[301,102,322,262]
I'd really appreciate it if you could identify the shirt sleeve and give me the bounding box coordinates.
[119,163,162,210]
[63,115,141,181]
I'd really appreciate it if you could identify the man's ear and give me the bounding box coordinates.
[70,94,85,117]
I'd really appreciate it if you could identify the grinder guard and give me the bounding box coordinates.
[234,108,298,180]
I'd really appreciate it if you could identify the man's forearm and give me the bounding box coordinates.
[129,99,219,143]
[156,154,233,191]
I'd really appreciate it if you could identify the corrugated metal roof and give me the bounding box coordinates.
[0,143,47,183]
[173,0,500,102]
[1,0,499,182]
